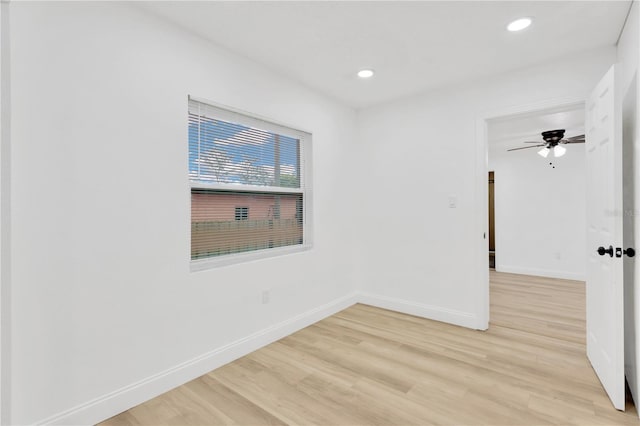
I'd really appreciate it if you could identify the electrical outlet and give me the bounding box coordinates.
[448,195,458,208]
[555,252,562,260]
[261,290,270,304]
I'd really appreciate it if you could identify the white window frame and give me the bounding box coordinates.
[188,96,313,271]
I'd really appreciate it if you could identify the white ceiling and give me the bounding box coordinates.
[488,105,585,154]
[141,1,631,109]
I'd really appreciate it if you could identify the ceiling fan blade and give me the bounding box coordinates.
[565,134,585,141]
[523,141,543,143]
[560,136,585,144]
[507,144,545,151]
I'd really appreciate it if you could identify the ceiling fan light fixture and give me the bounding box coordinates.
[554,145,567,157]
[538,147,550,158]
[357,69,374,79]
[507,17,532,32]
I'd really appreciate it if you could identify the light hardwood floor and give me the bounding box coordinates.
[102,272,640,425]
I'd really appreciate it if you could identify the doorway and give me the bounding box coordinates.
[474,99,587,331]
[485,104,586,279]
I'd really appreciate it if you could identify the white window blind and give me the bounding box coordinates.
[188,98,309,262]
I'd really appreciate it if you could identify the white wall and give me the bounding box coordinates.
[488,139,586,281]
[356,47,615,329]
[0,2,10,424]
[618,0,640,414]
[8,3,358,424]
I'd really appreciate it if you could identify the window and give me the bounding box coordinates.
[234,207,249,221]
[188,97,311,266]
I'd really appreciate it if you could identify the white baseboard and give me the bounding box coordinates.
[36,292,359,426]
[359,292,480,330]
[496,265,585,281]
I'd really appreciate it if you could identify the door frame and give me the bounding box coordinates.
[474,96,586,330]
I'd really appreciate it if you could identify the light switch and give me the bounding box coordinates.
[448,195,457,208]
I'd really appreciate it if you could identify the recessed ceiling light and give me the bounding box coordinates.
[357,69,374,79]
[507,17,532,32]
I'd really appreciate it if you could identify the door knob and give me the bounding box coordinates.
[597,245,614,257]
[624,248,636,258]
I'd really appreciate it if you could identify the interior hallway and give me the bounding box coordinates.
[102,272,640,425]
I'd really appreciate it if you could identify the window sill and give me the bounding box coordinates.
[190,244,312,272]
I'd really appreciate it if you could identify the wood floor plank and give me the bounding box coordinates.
[101,271,640,425]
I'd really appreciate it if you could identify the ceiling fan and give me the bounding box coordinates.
[507,129,585,158]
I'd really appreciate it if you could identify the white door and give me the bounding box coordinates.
[586,64,625,410]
